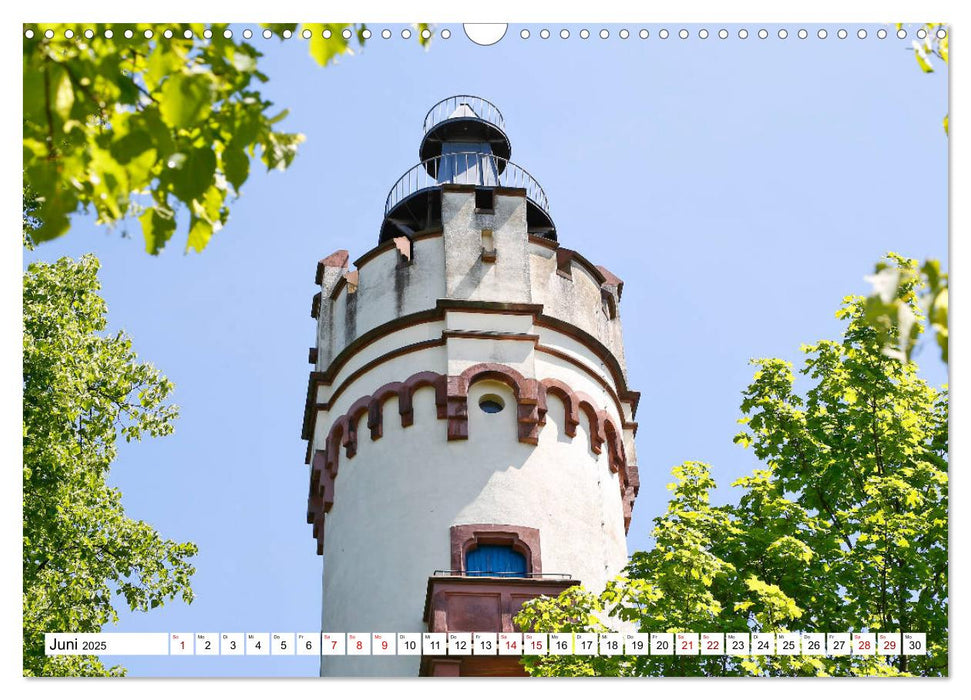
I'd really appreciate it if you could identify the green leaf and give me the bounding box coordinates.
[186,215,214,253]
[139,206,177,255]
[222,145,249,192]
[52,66,75,121]
[169,147,216,203]
[158,73,213,129]
[306,24,352,67]
[110,129,154,165]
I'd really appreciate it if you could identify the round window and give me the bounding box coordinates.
[478,394,505,414]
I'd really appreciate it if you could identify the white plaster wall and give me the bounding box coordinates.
[320,379,627,676]
[442,190,532,304]
[444,336,535,378]
[444,310,535,334]
[316,321,446,404]
[321,236,446,357]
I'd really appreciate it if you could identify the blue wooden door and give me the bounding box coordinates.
[466,545,526,577]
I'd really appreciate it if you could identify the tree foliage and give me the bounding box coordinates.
[864,253,947,364]
[516,271,948,677]
[22,23,429,253]
[23,255,197,676]
[902,22,949,134]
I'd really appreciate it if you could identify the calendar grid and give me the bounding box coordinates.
[44,632,927,658]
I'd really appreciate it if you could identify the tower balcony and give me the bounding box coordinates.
[380,153,556,243]
[420,95,511,163]
[420,570,579,676]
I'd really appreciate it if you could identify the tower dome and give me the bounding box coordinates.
[381,95,556,244]
[303,97,640,677]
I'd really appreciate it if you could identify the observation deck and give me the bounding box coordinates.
[380,96,556,244]
[419,95,511,164]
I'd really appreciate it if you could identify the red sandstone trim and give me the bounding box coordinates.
[315,250,349,285]
[449,524,542,575]
[305,364,639,555]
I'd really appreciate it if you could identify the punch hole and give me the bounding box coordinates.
[639,29,649,39]
[44,28,54,38]
[64,29,74,38]
[897,28,906,39]
[85,29,94,39]
[679,29,688,39]
[382,29,391,39]
[24,29,34,38]
[580,29,589,39]
[698,29,709,39]
[343,28,353,39]
[225,29,234,38]
[183,29,193,39]
[758,29,768,39]
[718,29,728,39]
[104,29,113,38]
[540,28,550,39]
[263,29,272,39]
[421,28,431,40]
[124,29,133,39]
[163,29,173,38]
[937,29,947,39]
[738,29,748,39]
[659,29,669,39]
[560,29,569,39]
[302,29,311,39]
[282,29,292,39]
[600,29,609,39]
[203,29,212,39]
[401,29,411,39]
[142,29,152,39]
[242,29,253,39]
[858,29,867,39]
[361,29,371,39]
[520,29,529,39]
[619,29,629,39]
[464,24,507,46]
[916,28,926,39]
[798,29,808,39]
[778,29,788,39]
[877,29,887,39]
[837,29,847,39]
[440,29,451,39]
[817,29,827,39]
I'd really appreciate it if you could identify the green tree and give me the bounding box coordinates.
[516,268,948,677]
[23,255,197,676]
[23,23,429,252]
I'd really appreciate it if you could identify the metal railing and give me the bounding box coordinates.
[423,95,506,134]
[432,570,573,580]
[385,153,550,216]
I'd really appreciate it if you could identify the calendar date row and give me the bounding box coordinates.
[45,632,928,657]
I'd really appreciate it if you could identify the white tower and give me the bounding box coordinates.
[303,96,640,676]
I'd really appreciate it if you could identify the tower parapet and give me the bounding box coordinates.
[303,97,640,677]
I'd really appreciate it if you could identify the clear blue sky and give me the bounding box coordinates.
[21,22,948,677]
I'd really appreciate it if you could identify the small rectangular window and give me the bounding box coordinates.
[475,188,495,211]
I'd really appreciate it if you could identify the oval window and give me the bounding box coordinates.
[478,394,505,414]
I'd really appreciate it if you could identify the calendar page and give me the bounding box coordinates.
[19,0,952,686]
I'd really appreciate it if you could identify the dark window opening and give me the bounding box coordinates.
[475,188,495,211]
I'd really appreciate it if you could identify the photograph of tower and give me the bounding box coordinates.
[20,16,949,683]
